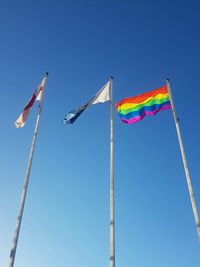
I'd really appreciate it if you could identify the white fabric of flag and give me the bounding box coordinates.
[90,80,111,104]
[15,76,47,128]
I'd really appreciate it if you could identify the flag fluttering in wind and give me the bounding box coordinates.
[116,85,171,124]
[63,80,111,124]
[15,76,47,128]
[9,73,48,267]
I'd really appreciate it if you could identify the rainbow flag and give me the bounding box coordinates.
[116,85,172,124]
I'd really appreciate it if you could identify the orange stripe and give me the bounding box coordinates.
[116,85,168,109]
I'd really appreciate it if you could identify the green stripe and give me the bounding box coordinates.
[119,97,170,115]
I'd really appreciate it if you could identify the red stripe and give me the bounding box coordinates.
[23,84,43,111]
[24,95,36,110]
[116,85,168,109]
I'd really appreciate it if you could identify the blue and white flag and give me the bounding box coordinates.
[63,80,111,124]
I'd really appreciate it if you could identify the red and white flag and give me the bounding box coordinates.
[15,75,47,128]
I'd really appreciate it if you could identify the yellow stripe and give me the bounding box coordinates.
[118,93,169,110]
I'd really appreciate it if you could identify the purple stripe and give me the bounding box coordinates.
[121,104,171,124]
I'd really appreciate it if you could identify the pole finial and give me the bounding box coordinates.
[110,76,113,80]
[166,78,170,82]
[45,72,49,76]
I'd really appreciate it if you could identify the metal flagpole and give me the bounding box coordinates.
[8,73,48,267]
[109,77,115,267]
[166,79,200,240]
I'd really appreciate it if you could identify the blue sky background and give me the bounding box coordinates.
[1,0,200,266]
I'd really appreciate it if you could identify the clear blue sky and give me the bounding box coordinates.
[1,0,200,266]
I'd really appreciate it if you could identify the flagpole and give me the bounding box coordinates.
[8,73,48,267]
[109,76,115,267]
[166,79,200,240]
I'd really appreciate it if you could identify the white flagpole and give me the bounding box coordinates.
[8,73,48,267]
[166,79,200,240]
[109,77,115,267]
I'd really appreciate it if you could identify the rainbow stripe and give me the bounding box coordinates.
[116,85,172,124]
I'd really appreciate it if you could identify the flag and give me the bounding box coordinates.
[15,75,47,128]
[63,80,111,124]
[116,85,171,124]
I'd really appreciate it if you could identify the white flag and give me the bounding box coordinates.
[91,80,111,104]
